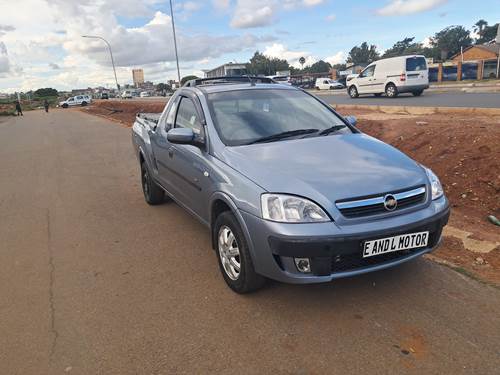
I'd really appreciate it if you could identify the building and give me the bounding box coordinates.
[204,62,247,78]
[426,43,500,82]
[132,69,145,87]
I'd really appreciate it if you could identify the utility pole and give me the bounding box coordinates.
[169,0,182,86]
[82,35,120,92]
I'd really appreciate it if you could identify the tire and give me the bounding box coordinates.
[315,86,320,90]
[385,83,398,98]
[374,93,382,97]
[140,161,164,205]
[348,85,359,98]
[81,101,87,106]
[62,104,68,108]
[214,211,266,293]
[412,90,424,97]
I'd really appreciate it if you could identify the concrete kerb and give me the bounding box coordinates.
[331,104,500,116]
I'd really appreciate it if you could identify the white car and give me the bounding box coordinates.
[139,91,150,98]
[267,75,292,85]
[346,55,429,98]
[121,90,134,99]
[315,78,344,90]
[59,95,92,108]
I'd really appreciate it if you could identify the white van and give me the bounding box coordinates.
[346,55,429,98]
[121,90,133,99]
[315,78,344,90]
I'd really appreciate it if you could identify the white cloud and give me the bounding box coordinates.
[325,14,336,21]
[376,0,447,16]
[0,1,274,91]
[212,0,231,10]
[263,43,316,68]
[324,51,346,65]
[230,0,324,28]
[0,42,11,75]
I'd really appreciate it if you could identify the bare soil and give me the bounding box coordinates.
[81,100,500,285]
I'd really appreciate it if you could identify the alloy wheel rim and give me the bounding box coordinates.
[218,226,241,280]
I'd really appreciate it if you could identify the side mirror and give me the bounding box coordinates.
[167,128,195,144]
[344,115,357,127]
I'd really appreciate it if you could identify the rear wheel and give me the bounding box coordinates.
[385,83,398,98]
[140,161,164,205]
[412,90,424,97]
[348,85,359,98]
[214,212,266,293]
[81,101,88,106]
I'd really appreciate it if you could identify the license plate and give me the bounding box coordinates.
[362,231,429,258]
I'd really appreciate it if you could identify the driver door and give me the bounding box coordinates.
[356,65,376,94]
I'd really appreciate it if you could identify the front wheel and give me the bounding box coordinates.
[385,83,398,98]
[62,104,68,108]
[214,212,266,293]
[81,101,88,106]
[412,90,424,97]
[348,85,359,98]
[140,161,164,205]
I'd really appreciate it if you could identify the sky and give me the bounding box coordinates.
[0,0,499,93]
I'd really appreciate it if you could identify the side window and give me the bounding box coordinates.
[323,80,329,84]
[68,98,74,102]
[175,97,203,135]
[77,96,83,100]
[164,98,179,131]
[360,65,375,78]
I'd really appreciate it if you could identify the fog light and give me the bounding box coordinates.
[294,258,311,273]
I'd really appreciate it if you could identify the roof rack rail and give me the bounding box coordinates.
[184,76,276,87]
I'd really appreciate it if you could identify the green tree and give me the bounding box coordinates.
[307,60,331,73]
[180,75,199,85]
[476,22,499,44]
[431,25,472,60]
[473,19,488,37]
[246,51,290,76]
[347,42,380,65]
[34,88,58,97]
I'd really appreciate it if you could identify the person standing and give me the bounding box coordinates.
[44,99,49,113]
[15,101,23,116]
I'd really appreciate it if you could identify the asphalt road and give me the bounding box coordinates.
[1,110,500,374]
[319,91,500,108]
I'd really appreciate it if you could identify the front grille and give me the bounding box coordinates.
[330,230,438,274]
[336,186,426,218]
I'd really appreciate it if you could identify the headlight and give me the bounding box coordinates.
[424,167,444,200]
[261,194,330,223]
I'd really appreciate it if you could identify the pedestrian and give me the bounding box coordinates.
[44,99,49,113]
[15,101,23,116]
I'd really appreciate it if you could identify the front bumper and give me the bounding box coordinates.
[240,197,449,284]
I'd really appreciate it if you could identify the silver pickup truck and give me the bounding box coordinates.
[131,77,449,293]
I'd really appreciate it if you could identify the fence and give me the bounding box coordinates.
[429,59,498,82]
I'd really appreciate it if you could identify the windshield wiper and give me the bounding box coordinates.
[318,125,346,136]
[247,128,319,144]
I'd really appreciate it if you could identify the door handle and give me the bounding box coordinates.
[168,148,174,158]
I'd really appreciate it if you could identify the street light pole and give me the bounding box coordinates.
[169,0,182,86]
[82,35,120,92]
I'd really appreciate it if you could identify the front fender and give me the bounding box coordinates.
[209,192,258,264]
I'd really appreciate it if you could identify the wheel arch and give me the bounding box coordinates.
[209,192,255,258]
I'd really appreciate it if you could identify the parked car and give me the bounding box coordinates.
[132,76,449,293]
[140,91,150,98]
[315,78,344,90]
[266,75,292,85]
[100,92,109,100]
[121,90,133,99]
[347,55,429,98]
[59,95,92,108]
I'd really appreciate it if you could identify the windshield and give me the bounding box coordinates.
[207,89,351,146]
